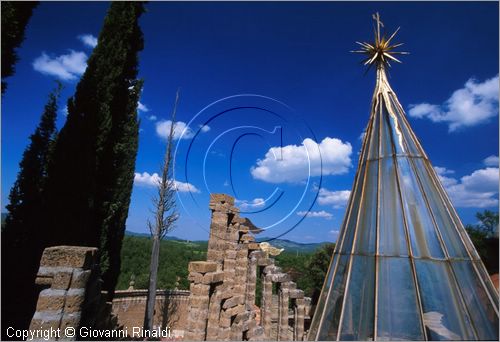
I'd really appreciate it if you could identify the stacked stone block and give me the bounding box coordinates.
[185,194,311,341]
[29,246,97,340]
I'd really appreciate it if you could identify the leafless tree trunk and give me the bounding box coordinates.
[143,90,180,331]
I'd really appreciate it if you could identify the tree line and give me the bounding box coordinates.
[2,2,145,335]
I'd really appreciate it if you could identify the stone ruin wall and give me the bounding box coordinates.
[112,289,189,336]
[28,193,312,340]
[29,246,118,340]
[184,194,312,341]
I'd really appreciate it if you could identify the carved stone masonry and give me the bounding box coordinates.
[185,194,311,341]
[29,246,97,340]
[29,246,119,340]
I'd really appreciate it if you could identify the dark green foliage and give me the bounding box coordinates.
[117,236,208,290]
[306,243,335,304]
[118,235,333,308]
[1,85,60,335]
[275,251,315,294]
[43,2,145,300]
[1,1,38,94]
[474,210,499,237]
[466,210,499,274]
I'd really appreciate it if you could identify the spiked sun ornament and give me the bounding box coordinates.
[351,12,409,70]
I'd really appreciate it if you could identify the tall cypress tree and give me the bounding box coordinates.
[1,84,60,334]
[1,1,38,94]
[44,2,144,299]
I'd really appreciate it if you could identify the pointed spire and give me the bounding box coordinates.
[308,14,498,341]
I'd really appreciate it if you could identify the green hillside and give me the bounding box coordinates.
[118,233,333,298]
[117,235,208,290]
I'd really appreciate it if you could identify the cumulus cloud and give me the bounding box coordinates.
[317,188,351,208]
[156,120,210,141]
[435,166,499,208]
[359,131,366,141]
[78,34,98,48]
[250,137,352,183]
[134,172,200,193]
[200,124,211,133]
[484,155,499,167]
[60,105,69,117]
[433,166,455,175]
[148,115,157,121]
[138,101,149,112]
[297,210,333,219]
[235,198,265,210]
[408,75,499,132]
[33,50,87,80]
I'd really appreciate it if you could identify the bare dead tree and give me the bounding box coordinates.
[143,90,180,331]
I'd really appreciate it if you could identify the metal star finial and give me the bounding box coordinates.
[351,12,409,70]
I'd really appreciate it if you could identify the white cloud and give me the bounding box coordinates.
[408,75,499,132]
[33,50,87,81]
[434,166,455,175]
[297,210,333,219]
[173,180,201,193]
[484,155,499,167]
[435,166,499,208]
[200,124,211,133]
[250,137,352,183]
[236,198,265,210]
[60,105,69,117]
[359,131,366,141]
[317,188,351,208]
[78,34,98,48]
[134,172,200,193]
[138,101,149,112]
[148,115,157,121]
[155,120,210,141]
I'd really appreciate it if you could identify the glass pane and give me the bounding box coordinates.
[377,257,425,340]
[378,158,408,257]
[397,157,445,259]
[379,97,393,159]
[412,158,468,258]
[388,94,421,157]
[340,164,365,255]
[473,260,499,311]
[451,261,499,340]
[415,260,476,340]
[354,160,378,255]
[339,126,372,255]
[368,110,380,160]
[318,255,350,340]
[382,100,405,155]
[339,255,375,340]
[423,160,482,261]
[308,254,337,340]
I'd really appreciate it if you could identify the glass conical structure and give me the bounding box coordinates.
[308,19,499,341]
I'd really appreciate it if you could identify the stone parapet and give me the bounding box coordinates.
[29,246,99,340]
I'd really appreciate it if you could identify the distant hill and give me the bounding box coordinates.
[256,237,329,253]
[125,230,328,254]
[125,230,204,243]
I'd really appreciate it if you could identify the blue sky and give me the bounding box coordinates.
[2,1,498,243]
